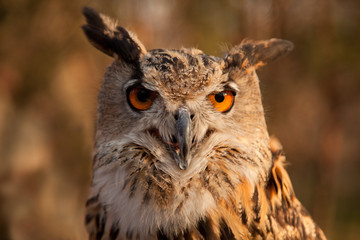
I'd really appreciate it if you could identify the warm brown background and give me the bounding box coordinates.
[0,0,359,239]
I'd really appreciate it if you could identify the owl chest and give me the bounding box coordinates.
[95,165,221,237]
[98,162,250,238]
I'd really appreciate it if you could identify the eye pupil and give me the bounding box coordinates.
[137,89,150,102]
[215,93,225,103]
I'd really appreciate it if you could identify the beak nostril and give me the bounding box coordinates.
[175,113,193,121]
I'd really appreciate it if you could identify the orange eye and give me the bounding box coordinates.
[127,86,157,111]
[208,90,235,113]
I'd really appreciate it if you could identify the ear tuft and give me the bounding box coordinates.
[224,39,293,70]
[82,6,146,64]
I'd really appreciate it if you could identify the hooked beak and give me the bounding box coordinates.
[170,106,192,170]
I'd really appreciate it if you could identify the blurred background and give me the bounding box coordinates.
[0,0,359,239]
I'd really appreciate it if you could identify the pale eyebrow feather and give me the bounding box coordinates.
[227,81,240,92]
[123,79,158,93]
[123,79,140,90]
[211,80,239,93]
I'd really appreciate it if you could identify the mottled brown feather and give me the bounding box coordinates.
[82,7,326,240]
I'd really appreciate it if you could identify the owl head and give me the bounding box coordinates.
[82,7,293,181]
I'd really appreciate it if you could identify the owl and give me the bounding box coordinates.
[82,7,326,240]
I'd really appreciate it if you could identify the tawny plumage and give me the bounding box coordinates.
[82,7,326,240]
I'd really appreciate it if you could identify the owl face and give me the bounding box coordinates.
[122,49,240,170]
[82,7,293,178]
